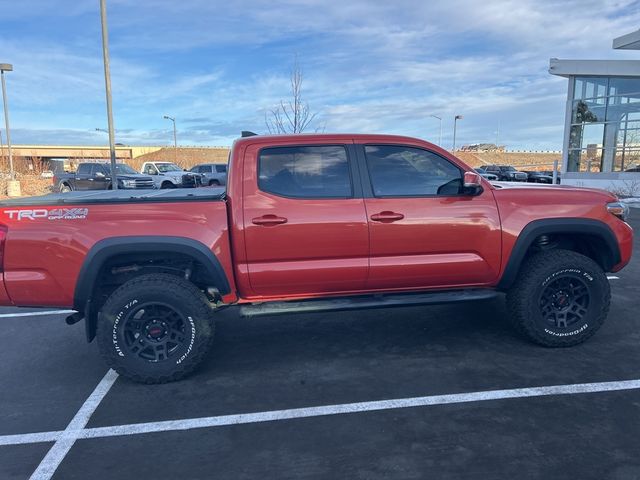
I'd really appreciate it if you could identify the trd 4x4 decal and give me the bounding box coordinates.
[4,208,89,220]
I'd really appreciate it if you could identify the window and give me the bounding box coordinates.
[258,145,352,198]
[199,165,213,173]
[77,164,91,175]
[144,164,158,175]
[569,76,640,172]
[364,145,463,196]
[114,164,137,175]
[215,165,227,173]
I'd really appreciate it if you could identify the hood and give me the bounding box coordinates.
[491,181,617,201]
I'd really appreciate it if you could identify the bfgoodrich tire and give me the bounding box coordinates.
[506,249,610,347]
[97,273,215,384]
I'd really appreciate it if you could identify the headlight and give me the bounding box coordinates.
[121,180,137,188]
[607,202,629,221]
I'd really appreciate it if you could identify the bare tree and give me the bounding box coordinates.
[266,57,318,134]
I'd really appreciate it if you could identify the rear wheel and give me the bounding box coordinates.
[59,183,72,193]
[97,273,215,383]
[506,249,610,347]
[208,180,220,187]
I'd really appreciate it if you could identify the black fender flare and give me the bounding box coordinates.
[74,236,231,341]
[497,218,621,290]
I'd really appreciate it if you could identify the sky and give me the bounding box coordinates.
[0,0,639,150]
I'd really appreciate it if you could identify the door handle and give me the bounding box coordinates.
[252,215,288,226]
[370,211,405,223]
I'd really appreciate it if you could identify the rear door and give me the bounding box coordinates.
[241,141,369,297]
[358,143,502,290]
[74,164,93,190]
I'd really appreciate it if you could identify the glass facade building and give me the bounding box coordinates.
[550,31,640,189]
[569,76,640,173]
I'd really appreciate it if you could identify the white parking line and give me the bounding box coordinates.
[0,377,637,462]
[28,369,118,480]
[0,310,76,318]
[607,276,620,280]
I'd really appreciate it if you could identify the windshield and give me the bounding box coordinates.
[156,163,182,173]
[114,164,138,175]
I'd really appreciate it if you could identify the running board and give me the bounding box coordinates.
[239,289,498,318]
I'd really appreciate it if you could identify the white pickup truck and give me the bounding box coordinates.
[140,161,200,189]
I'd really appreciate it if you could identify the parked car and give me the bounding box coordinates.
[475,167,498,181]
[189,163,228,186]
[484,165,528,182]
[524,170,560,184]
[0,133,632,383]
[54,163,155,192]
[141,161,199,189]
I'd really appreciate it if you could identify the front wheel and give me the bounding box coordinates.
[97,273,215,383]
[506,249,610,347]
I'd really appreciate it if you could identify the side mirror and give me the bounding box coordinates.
[463,171,483,195]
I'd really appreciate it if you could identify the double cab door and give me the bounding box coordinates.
[240,138,501,299]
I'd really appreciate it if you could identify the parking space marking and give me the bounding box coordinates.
[1,377,639,453]
[0,310,75,318]
[28,369,118,480]
[607,276,620,280]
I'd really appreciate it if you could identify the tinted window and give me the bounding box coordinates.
[77,164,92,175]
[259,146,352,198]
[364,145,462,196]
[215,165,227,173]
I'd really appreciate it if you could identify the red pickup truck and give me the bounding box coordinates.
[0,134,633,383]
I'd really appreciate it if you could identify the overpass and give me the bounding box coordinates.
[2,145,165,160]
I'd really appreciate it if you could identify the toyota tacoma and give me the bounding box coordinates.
[0,133,633,383]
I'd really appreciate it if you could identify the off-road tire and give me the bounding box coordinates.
[97,273,215,383]
[506,249,610,347]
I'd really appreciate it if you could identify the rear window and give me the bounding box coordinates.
[77,164,92,175]
[258,145,352,198]
[215,165,227,173]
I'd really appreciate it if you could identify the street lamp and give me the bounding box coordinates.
[452,114,463,152]
[163,115,177,163]
[99,0,118,189]
[0,63,15,180]
[429,114,442,146]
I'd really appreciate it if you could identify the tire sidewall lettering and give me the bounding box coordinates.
[542,268,594,288]
[176,316,196,365]
[112,299,139,357]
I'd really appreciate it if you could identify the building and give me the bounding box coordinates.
[549,29,640,191]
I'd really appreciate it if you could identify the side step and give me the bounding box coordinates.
[239,289,499,318]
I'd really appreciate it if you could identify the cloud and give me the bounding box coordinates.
[2,0,639,149]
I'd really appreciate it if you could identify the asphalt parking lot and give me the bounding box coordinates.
[1,209,639,480]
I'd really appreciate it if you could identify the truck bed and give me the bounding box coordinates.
[0,187,226,207]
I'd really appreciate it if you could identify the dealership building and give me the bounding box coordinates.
[550,29,640,190]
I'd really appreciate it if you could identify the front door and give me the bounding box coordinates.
[242,143,369,297]
[359,144,502,290]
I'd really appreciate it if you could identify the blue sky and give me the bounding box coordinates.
[0,0,639,149]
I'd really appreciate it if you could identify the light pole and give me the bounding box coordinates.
[100,0,118,189]
[163,115,177,163]
[0,64,15,180]
[452,114,463,152]
[430,114,442,146]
